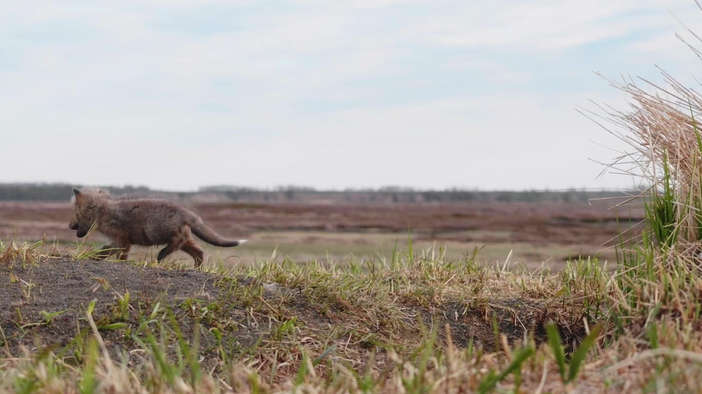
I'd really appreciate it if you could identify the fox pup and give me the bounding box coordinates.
[68,188,246,267]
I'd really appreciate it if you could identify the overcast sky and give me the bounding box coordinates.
[2,0,701,191]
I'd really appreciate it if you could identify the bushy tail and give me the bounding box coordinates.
[189,219,246,247]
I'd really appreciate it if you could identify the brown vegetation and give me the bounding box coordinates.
[0,198,641,252]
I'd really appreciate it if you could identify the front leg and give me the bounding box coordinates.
[95,243,131,260]
[117,244,131,260]
[95,244,119,260]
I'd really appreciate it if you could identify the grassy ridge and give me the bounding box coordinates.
[1,240,702,392]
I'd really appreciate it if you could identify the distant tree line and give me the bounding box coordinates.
[200,185,631,203]
[0,183,632,204]
[0,183,154,201]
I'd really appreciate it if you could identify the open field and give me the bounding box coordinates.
[5,197,699,392]
[0,199,642,270]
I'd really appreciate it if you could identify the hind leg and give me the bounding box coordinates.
[181,241,204,268]
[157,243,179,262]
[158,226,190,263]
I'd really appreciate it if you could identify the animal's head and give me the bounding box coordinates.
[69,188,109,237]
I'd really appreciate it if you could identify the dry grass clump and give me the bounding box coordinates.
[0,241,41,265]
[575,12,702,338]
[593,46,702,250]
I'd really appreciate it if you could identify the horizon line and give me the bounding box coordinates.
[0,181,643,194]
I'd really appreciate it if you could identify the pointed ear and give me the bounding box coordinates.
[73,188,81,197]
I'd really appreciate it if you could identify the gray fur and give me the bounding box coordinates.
[69,188,245,267]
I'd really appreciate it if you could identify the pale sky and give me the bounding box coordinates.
[2,0,701,191]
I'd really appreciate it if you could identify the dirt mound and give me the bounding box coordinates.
[1,258,583,367]
[0,259,243,354]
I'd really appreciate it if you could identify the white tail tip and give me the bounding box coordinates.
[238,239,248,244]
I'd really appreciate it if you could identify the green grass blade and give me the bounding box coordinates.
[477,346,534,393]
[79,338,99,394]
[567,323,602,383]
[546,323,567,381]
[295,350,311,386]
[146,333,177,385]
[647,322,659,349]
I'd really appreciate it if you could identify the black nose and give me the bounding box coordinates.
[77,229,87,238]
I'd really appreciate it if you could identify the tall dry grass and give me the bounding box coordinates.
[587,25,702,257]
[577,5,702,342]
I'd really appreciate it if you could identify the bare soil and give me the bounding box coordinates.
[0,258,238,355]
